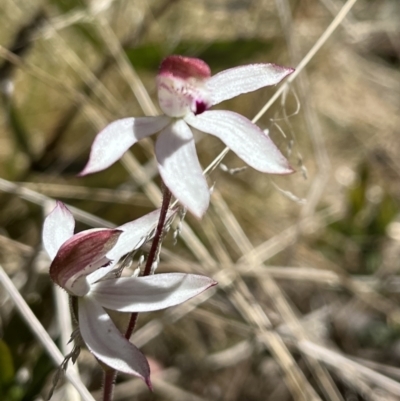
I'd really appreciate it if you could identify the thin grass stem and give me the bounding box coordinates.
[0,265,95,401]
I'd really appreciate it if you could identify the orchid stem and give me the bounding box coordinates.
[125,184,172,339]
[102,370,116,401]
[124,311,138,340]
[143,184,172,277]
[102,184,171,401]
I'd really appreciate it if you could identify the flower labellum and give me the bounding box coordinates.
[80,55,294,218]
[157,55,212,117]
[49,228,122,296]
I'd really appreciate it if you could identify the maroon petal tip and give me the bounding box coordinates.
[146,377,153,391]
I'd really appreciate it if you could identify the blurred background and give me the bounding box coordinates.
[1,0,400,400]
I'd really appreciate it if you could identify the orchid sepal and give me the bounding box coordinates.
[185,110,294,174]
[155,120,210,219]
[89,273,217,312]
[206,63,294,106]
[79,116,171,176]
[78,296,151,386]
[42,201,75,260]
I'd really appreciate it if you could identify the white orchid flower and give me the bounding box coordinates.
[79,55,294,218]
[42,202,216,386]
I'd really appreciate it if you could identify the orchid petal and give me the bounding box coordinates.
[109,210,163,260]
[87,209,177,285]
[87,209,170,285]
[186,111,293,174]
[90,273,217,312]
[80,116,171,176]
[155,120,209,218]
[42,201,75,260]
[78,297,151,386]
[206,64,294,105]
[50,229,122,296]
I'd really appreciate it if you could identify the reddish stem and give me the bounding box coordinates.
[124,310,139,340]
[102,370,117,401]
[143,186,172,277]
[101,185,172,400]
[125,185,172,339]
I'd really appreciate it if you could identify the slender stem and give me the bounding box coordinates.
[101,185,172,401]
[143,185,172,277]
[102,370,117,401]
[124,185,172,340]
[124,310,139,340]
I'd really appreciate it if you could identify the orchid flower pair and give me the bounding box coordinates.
[42,202,216,385]
[80,55,294,218]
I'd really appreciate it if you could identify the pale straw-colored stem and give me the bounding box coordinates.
[0,265,95,401]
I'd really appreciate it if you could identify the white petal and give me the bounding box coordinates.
[42,201,75,260]
[108,210,162,260]
[186,111,293,174]
[78,297,151,385]
[155,120,209,219]
[206,64,294,105]
[85,259,118,287]
[87,209,176,285]
[90,273,217,312]
[80,116,171,175]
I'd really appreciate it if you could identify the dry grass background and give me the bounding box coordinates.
[1,0,400,400]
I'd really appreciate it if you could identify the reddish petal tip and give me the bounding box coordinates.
[285,165,296,174]
[77,164,92,177]
[275,166,295,175]
[287,67,295,76]
[269,64,295,81]
[54,200,68,210]
[145,377,153,391]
